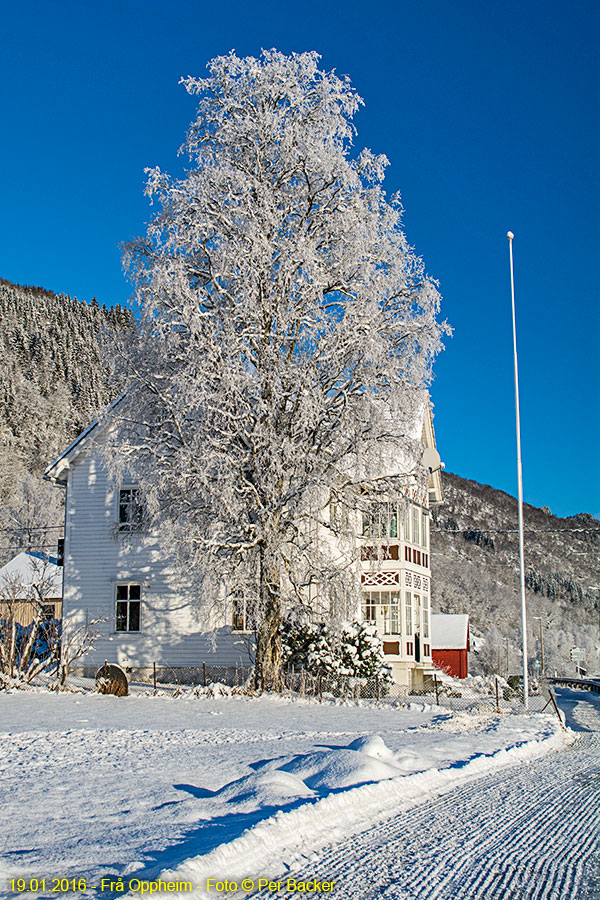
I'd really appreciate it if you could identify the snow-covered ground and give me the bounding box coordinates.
[0,686,592,900]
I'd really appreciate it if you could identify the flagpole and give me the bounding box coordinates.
[507,231,529,708]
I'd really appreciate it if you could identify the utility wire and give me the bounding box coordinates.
[431,527,600,535]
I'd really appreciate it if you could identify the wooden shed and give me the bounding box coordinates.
[431,614,470,678]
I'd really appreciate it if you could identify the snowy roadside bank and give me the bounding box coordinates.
[0,691,567,900]
[150,719,566,899]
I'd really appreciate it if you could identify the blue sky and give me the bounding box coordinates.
[2,0,598,518]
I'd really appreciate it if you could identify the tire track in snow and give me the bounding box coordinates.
[268,735,600,900]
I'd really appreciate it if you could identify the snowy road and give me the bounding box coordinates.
[258,690,600,900]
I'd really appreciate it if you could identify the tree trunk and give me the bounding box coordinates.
[254,544,282,692]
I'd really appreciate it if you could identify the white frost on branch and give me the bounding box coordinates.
[109,49,449,688]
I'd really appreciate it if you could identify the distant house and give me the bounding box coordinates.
[0,551,63,625]
[431,614,470,678]
[44,398,443,688]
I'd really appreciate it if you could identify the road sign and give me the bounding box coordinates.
[570,648,586,662]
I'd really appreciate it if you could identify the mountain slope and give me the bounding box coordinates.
[0,277,130,562]
[431,472,599,676]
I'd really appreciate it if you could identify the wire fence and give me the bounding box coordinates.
[279,669,554,714]
[23,662,558,717]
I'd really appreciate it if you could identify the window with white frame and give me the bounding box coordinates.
[231,595,254,632]
[362,502,401,539]
[411,505,420,546]
[361,590,401,634]
[421,510,429,548]
[422,594,430,639]
[404,592,413,635]
[118,487,143,530]
[115,584,141,632]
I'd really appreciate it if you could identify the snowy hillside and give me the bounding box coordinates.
[431,472,600,676]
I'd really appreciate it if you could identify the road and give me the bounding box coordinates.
[263,689,600,900]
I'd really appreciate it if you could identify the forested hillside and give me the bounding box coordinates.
[431,472,600,676]
[0,278,130,562]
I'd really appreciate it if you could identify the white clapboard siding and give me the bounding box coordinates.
[62,440,253,670]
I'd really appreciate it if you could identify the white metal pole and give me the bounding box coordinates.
[507,231,529,708]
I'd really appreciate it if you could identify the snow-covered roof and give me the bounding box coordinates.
[0,552,63,600]
[430,614,469,650]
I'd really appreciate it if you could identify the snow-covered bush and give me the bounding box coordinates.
[340,622,393,681]
[282,615,391,681]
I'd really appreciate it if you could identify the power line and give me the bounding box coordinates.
[0,544,60,552]
[0,525,64,532]
[431,527,600,535]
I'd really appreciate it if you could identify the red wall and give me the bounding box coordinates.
[432,649,468,679]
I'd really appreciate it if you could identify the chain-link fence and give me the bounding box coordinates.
[280,669,555,714]
[23,661,560,718]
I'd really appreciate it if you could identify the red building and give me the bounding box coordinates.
[431,614,470,678]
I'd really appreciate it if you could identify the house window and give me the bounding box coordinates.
[405,546,411,562]
[231,595,254,632]
[424,643,430,656]
[41,604,56,621]
[118,487,143,530]
[361,590,401,634]
[361,594,376,622]
[362,502,401,540]
[422,595,430,639]
[406,641,414,656]
[115,584,141,632]
[412,506,420,546]
[414,549,421,566]
[421,511,429,548]
[405,592,413,635]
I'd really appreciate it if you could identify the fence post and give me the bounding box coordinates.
[434,673,440,706]
[202,662,207,686]
[300,668,305,698]
[547,688,566,729]
[495,676,500,713]
[318,673,323,702]
[153,661,157,692]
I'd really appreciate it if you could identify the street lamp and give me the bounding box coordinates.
[507,232,529,709]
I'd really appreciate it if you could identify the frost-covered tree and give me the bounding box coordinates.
[340,621,392,680]
[116,49,446,690]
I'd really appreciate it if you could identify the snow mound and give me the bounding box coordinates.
[210,735,406,807]
[215,769,316,807]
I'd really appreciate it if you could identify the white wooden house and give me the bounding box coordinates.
[44,400,442,687]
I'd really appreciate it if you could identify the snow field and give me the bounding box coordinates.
[0,690,567,900]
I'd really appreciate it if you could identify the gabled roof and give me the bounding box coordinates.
[422,404,443,505]
[0,551,63,599]
[43,393,125,485]
[431,614,469,650]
